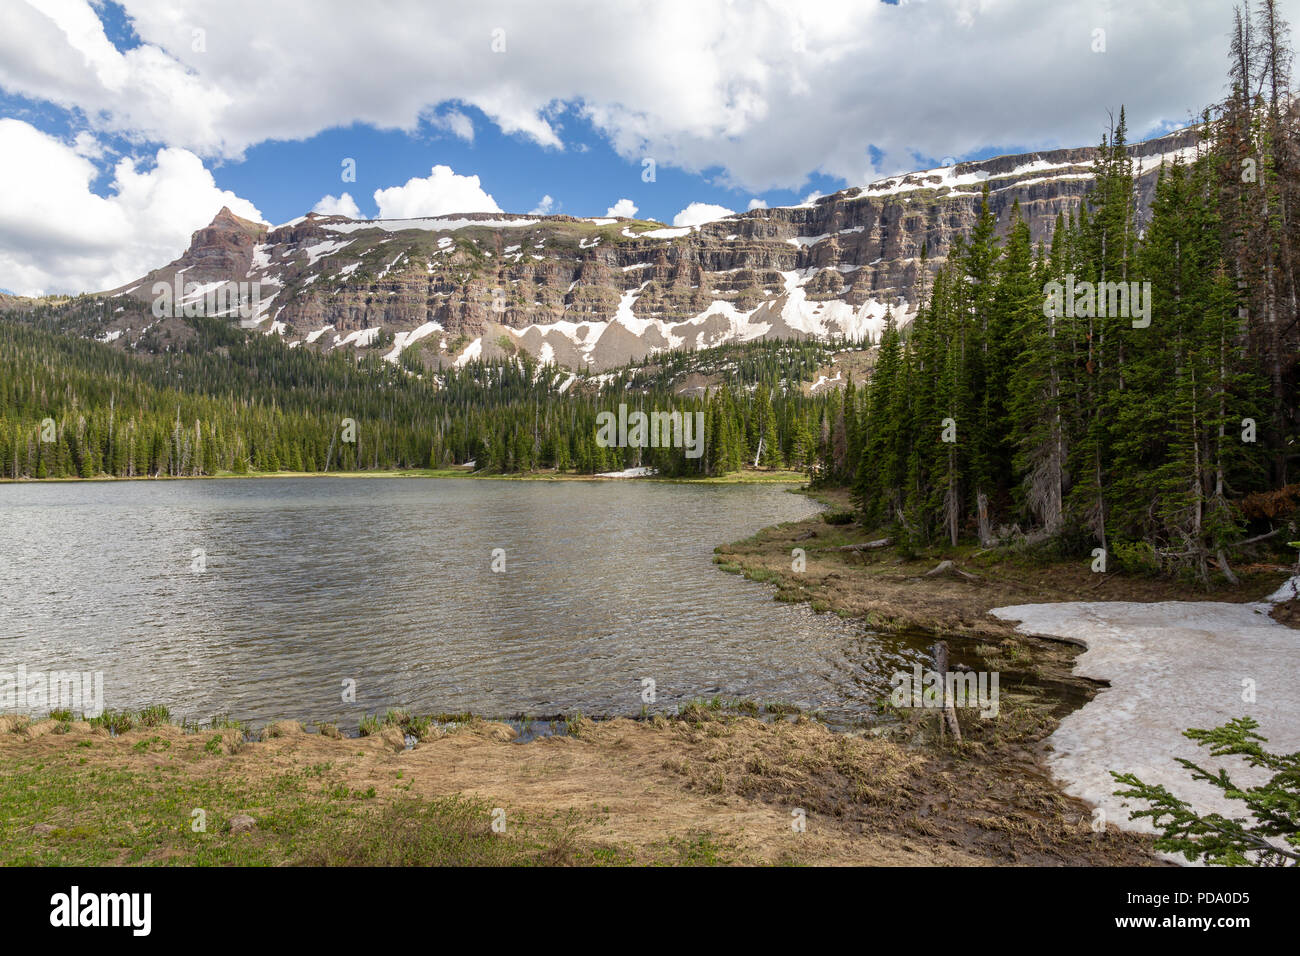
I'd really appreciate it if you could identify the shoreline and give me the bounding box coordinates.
[0,467,811,486]
[714,486,1298,855]
[714,487,1291,637]
[0,706,1160,866]
[5,483,1290,866]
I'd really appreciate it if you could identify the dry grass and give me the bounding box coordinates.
[0,709,1161,866]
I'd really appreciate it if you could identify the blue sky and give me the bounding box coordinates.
[3,1,851,227]
[69,0,861,225]
[215,109,854,227]
[0,0,1274,294]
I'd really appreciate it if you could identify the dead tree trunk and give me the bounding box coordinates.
[931,641,962,743]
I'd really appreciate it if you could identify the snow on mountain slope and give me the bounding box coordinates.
[73,125,1203,372]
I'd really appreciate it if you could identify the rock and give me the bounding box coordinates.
[228,814,257,834]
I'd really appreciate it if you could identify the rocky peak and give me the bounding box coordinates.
[183,207,268,277]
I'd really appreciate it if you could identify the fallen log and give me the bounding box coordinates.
[831,537,892,552]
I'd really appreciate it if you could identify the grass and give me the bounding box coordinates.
[674,696,788,722]
[654,469,808,485]
[80,707,245,737]
[0,699,1158,866]
[0,751,595,865]
[0,724,742,866]
[295,795,588,866]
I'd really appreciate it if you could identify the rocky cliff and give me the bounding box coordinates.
[96,125,1203,372]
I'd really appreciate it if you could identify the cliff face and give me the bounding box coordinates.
[98,126,1203,372]
[116,206,268,296]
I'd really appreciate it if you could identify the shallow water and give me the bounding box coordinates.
[0,477,935,730]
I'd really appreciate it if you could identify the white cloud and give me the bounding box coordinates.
[530,194,556,215]
[0,0,1261,189]
[0,0,233,155]
[672,202,735,227]
[372,165,502,219]
[746,198,767,210]
[311,192,363,219]
[72,131,106,160]
[430,107,475,142]
[0,119,262,296]
[606,198,638,218]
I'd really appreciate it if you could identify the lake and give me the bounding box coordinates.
[0,477,932,729]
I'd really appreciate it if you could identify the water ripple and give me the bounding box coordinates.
[0,477,932,730]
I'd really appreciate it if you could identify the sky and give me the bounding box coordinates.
[0,0,1291,296]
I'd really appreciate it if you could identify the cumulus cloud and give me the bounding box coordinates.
[0,0,1281,293]
[0,0,1254,188]
[529,194,556,215]
[672,202,735,227]
[372,165,502,219]
[746,198,767,210]
[0,119,262,296]
[0,0,233,155]
[605,198,638,218]
[312,192,363,219]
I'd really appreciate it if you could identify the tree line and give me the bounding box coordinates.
[838,0,1297,582]
[0,313,850,480]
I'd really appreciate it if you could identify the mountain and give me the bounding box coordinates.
[80,125,1201,371]
[0,291,35,312]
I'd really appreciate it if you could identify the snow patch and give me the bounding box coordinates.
[453,337,482,367]
[383,321,442,362]
[333,327,380,348]
[302,239,353,266]
[990,596,1300,858]
[597,466,658,478]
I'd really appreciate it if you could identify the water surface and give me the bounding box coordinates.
[0,477,932,728]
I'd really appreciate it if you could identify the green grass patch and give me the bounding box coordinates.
[0,747,707,866]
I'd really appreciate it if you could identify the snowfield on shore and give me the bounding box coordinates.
[991,578,1300,849]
